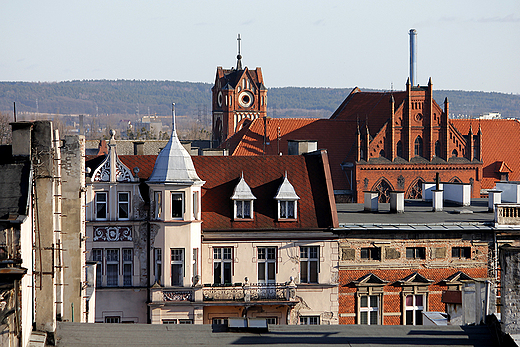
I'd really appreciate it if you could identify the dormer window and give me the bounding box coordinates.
[274,173,300,220]
[231,173,256,220]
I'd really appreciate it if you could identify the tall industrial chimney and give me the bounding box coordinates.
[409,29,417,86]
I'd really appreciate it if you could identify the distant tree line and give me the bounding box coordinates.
[0,80,518,120]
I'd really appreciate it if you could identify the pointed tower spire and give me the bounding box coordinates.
[171,103,176,132]
[236,34,243,70]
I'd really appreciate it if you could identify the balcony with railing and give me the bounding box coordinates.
[203,277,297,302]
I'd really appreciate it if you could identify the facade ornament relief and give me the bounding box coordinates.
[93,226,132,241]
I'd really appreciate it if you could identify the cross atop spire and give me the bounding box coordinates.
[236,34,243,70]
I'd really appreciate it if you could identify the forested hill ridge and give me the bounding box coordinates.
[0,80,518,119]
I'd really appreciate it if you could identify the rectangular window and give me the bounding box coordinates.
[171,193,184,219]
[452,247,471,259]
[155,192,162,219]
[105,316,121,323]
[212,318,228,325]
[265,317,277,325]
[213,247,233,285]
[360,247,381,261]
[359,295,379,325]
[92,249,103,287]
[162,319,177,324]
[406,247,426,260]
[193,191,199,220]
[192,248,199,285]
[154,248,162,285]
[300,246,319,284]
[95,192,107,219]
[123,248,133,286]
[300,316,320,325]
[178,319,193,324]
[118,192,130,220]
[258,247,276,283]
[171,248,184,286]
[279,201,296,219]
[235,200,252,219]
[405,294,424,325]
[106,249,119,286]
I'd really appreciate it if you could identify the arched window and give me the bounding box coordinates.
[396,141,403,158]
[451,149,458,157]
[379,149,385,158]
[373,179,392,203]
[414,136,423,157]
[434,141,441,157]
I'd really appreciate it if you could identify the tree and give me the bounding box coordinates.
[0,111,12,145]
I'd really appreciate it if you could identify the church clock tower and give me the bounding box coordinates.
[212,34,267,147]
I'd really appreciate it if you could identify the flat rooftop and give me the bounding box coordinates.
[336,199,495,231]
[56,322,496,347]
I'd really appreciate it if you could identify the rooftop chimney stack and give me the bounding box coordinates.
[409,29,417,86]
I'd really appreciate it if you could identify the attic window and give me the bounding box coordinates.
[274,173,300,220]
[231,173,256,220]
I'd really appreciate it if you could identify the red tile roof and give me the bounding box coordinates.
[452,119,520,189]
[222,118,356,191]
[330,89,408,136]
[86,153,336,231]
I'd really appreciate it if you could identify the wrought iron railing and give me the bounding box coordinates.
[203,283,288,301]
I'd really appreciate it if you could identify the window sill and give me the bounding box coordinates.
[233,218,254,222]
[277,218,298,222]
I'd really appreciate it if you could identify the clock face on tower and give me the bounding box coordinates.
[238,91,253,108]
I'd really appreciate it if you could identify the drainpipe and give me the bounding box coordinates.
[146,206,151,324]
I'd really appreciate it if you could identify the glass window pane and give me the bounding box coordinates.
[236,201,243,218]
[360,311,368,325]
[369,311,378,325]
[243,201,251,218]
[287,201,295,218]
[360,296,368,307]
[123,263,132,286]
[280,201,286,218]
[267,262,275,281]
[267,248,275,260]
[214,248,221,259]
[406,310,413,325]
[361,248,368,259]
[258,262,265,281]
[310,247,318,259]
[309,261,318,283]
[406,248,414,259]
[223,262,232,284]
[172,193,183,218]
[300,247,307,259]
[214,262,221,284]
[415,295,423,307]
[300,260,308,283]
[223,248,232,260]
[406,295,413,307]
[370,295,378,308]
[171,264,182,286]
[416,310,423,325]
[107,264,118,286]
[258,248,265,259]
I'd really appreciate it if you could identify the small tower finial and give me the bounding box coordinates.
[236,34,243,70]
[172,103,176,132]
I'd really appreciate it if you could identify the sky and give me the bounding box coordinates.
[1,1,519,94]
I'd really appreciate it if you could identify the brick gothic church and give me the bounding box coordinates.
[211,37,267,147]
[214,40,483,203]
[332,78,483,202]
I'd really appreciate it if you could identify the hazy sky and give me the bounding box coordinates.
[1,1,519,94]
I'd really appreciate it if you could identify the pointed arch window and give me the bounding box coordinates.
[414,136,423,157]
[451,149,458,157]
[396,141,403,158]
[434,141,441,157]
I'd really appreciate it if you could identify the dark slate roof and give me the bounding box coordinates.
[0,162,31,219]
[55,322,496,347]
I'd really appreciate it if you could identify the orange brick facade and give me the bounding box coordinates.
[337,235,492,325]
